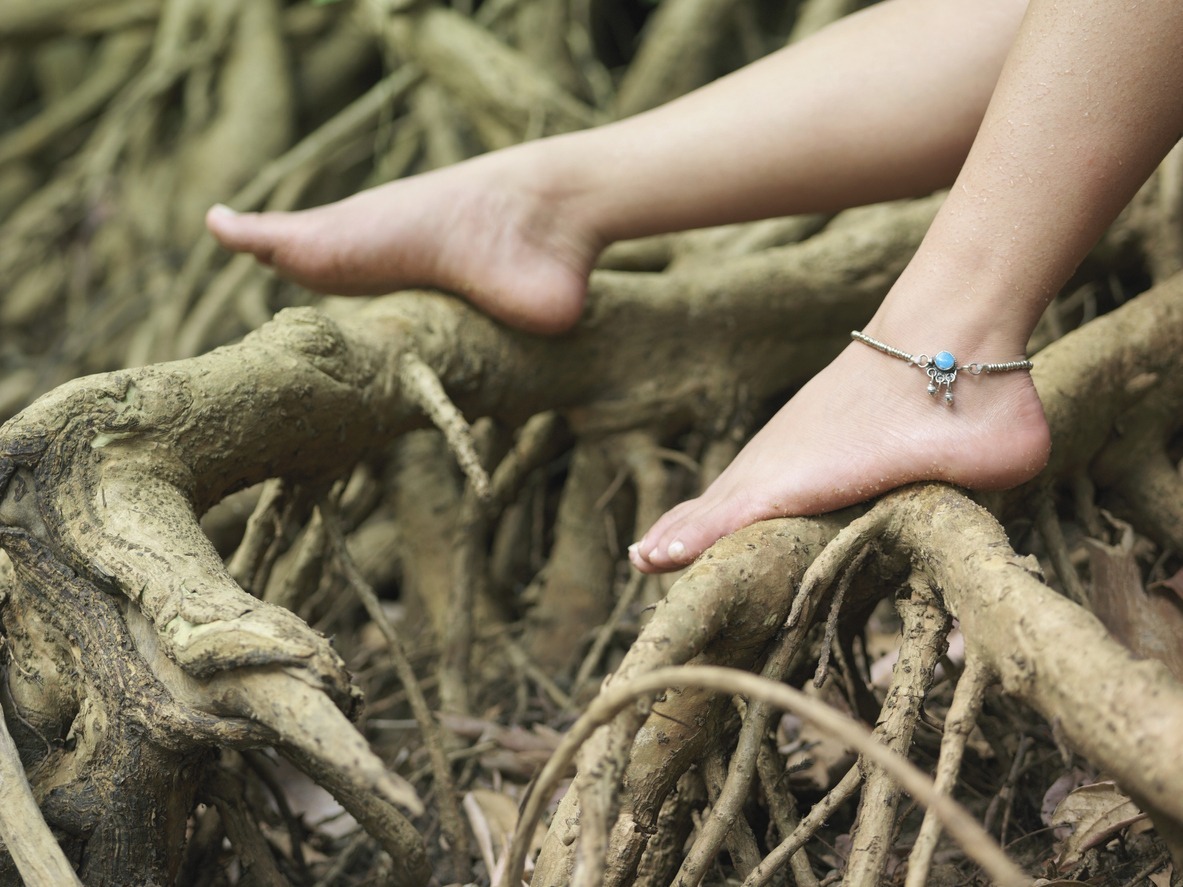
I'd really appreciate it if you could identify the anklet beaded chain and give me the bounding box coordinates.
[850,330,1032,406]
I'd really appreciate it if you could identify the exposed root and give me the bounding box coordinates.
[886,484,1183,827]
[522,438,619,673]
[755,739,820,887]
[0,701,81,886]
[7,8,1183,877]
[699,741,763,880]
[844,584,949,885]
[320,498,469,881]
[502,665,1028,887]
[206,768,289,887]
[378,5,599,144]
[534,515,842,885]
[615,0,747,115]
[905,653,992,887]
[743,767,863,887]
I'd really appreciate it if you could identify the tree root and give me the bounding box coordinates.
[904,654,991,887]
[503,665,1028,887]
[10,3,1182,882]
[844,585,949,886]
[0,695,81,886]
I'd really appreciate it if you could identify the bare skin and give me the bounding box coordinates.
[207,0,1183,573]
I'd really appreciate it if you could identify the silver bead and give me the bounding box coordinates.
[927,383,937,395]
[945,391,953,405]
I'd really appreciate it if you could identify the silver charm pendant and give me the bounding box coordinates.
[921,350,957,405]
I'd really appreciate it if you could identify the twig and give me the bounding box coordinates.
[905,653,992,887]
[568,570,646,703]
[501,665,1029,887]
[320,500,472,880]
[989,734,1032,849]
[501,637,572,709]
[1117,850,1170,887]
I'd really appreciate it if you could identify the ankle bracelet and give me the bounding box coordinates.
[850,330,1032,406]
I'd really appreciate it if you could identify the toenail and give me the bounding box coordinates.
[628,543,640,557]
[209,203,238,217]
[667,540,686,561]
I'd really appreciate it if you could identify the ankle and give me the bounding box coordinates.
[865,266,1040,363]
[865,226,1055,360]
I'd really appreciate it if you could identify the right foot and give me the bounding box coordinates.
[205,146,605,335]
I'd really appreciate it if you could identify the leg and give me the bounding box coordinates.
[207,0,1026,333]
[631,0,1183,571]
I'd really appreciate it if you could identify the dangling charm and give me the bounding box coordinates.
[924,350,958,405]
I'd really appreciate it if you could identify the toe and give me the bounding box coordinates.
[206,205,295,265]
[640,493,762,573]
[634,500,722,573]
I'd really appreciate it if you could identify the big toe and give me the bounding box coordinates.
[205,204,293,264]
[632,497,744,574]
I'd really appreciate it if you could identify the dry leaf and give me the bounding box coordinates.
[1086,540,1183,683]
[1050,781,1148,871]
[1149,862,1173,886]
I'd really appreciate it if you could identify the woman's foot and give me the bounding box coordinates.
[205,146,604,334]
[628,329,1051,573]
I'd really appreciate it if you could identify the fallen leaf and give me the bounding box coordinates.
[1086,540,1183,683]
[1050,781,1148,871]
[1149,862,1173,886]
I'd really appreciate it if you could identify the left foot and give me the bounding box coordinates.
[628,323,1050,573]
[205,144,605,335]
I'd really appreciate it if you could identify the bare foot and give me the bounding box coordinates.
[628,329,1050,573]
[205,146,604,335]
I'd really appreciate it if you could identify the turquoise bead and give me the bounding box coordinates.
[934,351,956,372]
